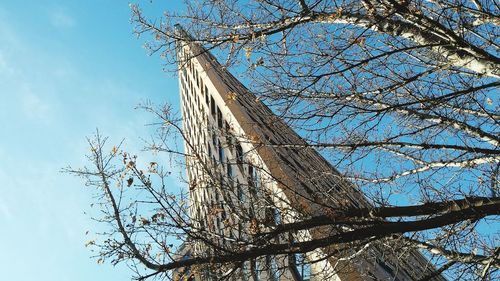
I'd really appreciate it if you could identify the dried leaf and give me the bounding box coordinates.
[152,212,165,222]
[251,32,256,41]
[85,240,95,247]
[227,92,237,102]
[353,37,366,45]
[249,218,260,235]
[244,47,251,60]
[127,177,134,187]
[141,217,150,225]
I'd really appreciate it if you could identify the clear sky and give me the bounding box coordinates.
[0,1,182,280]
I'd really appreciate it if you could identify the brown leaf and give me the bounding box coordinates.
[127,177,134,187]
[141,217,150,225]
[227,92,237,102]
[249,218,260,235]
[353,37,366,45]
[244,47,251,60]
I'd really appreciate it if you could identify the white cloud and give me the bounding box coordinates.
[49,8,76,29]
[21,92,52,122]
[0,51,14,76]
[0,199,13,222]
[0,167,16,223]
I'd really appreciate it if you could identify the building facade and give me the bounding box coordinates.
[175,26,444,281]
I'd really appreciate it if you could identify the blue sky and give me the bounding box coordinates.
[0,1,182,280]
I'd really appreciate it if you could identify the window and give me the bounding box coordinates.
[237,180,245,203]
[248,165,253,182]
[220,202,226,220]
[227,160,233,177]
[266,206,282,226]
[227,160,234,188]
[218,140,224,162]
[216,216,223,235]
[205,86,209,105]
[241,262,249,281]
[212,130,217,146]
[236,143,243,168]
[248,165,260,194]
[225,121,234,149]
[211,96,216,116]
[249,207,255,219]
[217,106,223,129]
[252,259,261,281]
[376,258,395,277]
[199,215,206,229]
[293,253,311,281]
[267,255,279,281]
[274,208,282,225]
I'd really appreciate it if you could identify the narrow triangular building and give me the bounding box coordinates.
[174,25,445,281]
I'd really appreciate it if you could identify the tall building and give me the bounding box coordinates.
[175,25,444,281]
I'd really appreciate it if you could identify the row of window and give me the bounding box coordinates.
[182,57,274,234]
[198,254,310,281]
[180,50,312,281]
[182,60,269,247]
